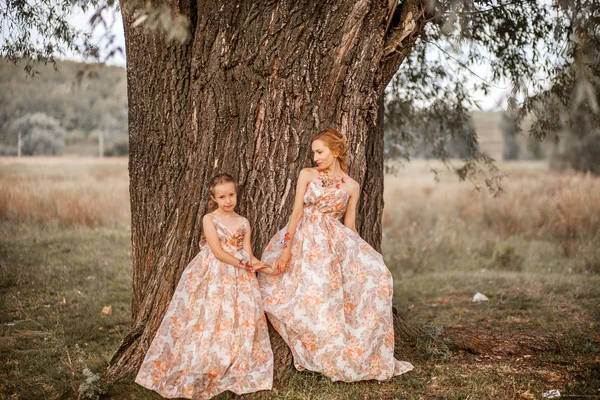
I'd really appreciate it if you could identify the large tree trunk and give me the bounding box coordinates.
[105,0,431,383]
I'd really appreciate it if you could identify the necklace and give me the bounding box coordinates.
[318,168,345,189]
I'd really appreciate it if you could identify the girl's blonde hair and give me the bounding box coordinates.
[207,173,237,211]
[311,128,348,173]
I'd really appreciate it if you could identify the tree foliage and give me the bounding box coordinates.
[384,0,599,178]
[0,0,123,75]
[521,0,600,174]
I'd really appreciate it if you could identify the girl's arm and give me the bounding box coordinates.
[241,218,258,263]
[343,181,360,234]
[202,215,253,270]
[273,168,315,271]
[241,218,277,274]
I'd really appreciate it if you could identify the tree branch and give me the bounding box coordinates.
[377,0,431,91]
[421,37,503,88]
[442,0,525,16]
[382,0,425,58]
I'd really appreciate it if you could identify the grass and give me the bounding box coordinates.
[0,223,133,399]
[0,157,130,228]
[0,157,599,399]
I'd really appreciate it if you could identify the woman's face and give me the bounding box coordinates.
[211,182,237,211]
[312,139,336,170]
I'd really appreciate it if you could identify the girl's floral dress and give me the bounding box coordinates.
[135,216,273,399]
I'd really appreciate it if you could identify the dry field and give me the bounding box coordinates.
[0,157,599,400]
[0,157,130,228]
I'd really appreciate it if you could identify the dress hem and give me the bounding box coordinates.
[135,379,273,400]
[291,362,414,383]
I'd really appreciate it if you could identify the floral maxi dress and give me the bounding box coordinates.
[258,180,414,382]
[135,216,273,399]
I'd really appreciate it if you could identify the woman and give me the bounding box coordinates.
[258,128,413,382]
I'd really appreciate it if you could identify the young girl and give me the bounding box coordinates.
[135,173,274,399]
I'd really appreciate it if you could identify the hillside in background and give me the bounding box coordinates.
[0,59,127,155]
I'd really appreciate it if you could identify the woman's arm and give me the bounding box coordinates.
[284,168,314,239]
[202,215,253,270]
[273,168,315,271]
[343,181,360,234]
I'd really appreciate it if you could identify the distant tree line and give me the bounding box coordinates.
[385,102,599,175]
[2,55,597,172]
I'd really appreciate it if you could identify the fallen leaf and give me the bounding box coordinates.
[520,390,535,400]
[101,305,112,315]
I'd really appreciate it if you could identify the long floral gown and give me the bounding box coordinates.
[258,180,414,382]
[135,216,273,399]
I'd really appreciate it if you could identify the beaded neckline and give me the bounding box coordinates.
[317,168,346,189]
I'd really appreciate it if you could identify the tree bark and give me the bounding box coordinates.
[358,94,386,251]
[105,0,461,384]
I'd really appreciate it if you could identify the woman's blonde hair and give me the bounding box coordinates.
[207,173,237,211]
[311,128,348,173]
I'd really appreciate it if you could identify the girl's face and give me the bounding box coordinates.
[211,182,237,212]
[312,139,337,170]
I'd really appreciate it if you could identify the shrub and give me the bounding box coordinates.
[21,126,64,155]
[489,244,524,271]
[551,130,600,175]
[0,145,17,156]
[65,129,86,145]
[8,113,65,155]
[105,136,129,156]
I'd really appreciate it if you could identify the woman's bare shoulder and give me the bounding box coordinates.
[344,176,360,194]
[299,167,319,181]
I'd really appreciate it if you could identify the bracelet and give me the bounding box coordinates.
[281,232,291,249]
[238,257,254,271]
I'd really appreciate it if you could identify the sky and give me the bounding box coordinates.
[65,7,510,111]
[66,6,126,67]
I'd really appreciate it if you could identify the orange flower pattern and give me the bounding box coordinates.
[258,181,414,382]
[135,217,273,399]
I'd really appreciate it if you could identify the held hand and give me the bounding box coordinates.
[252,260,285,275]
[256,266,280,275]
[252,260,271,272]
[274,247,292,273]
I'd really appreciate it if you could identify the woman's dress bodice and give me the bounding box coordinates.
[302,180,349,220]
